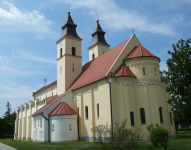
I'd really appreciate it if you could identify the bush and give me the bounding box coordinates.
[147,124,170,150]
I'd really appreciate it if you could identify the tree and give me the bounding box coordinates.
[163,38,191,127]
[3,101,12,121]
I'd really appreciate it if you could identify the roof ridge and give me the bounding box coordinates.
[55,102,63,115]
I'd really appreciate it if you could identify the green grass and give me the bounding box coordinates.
[0,130,191,150]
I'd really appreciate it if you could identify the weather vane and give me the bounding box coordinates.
[66,3,71,11]
[43,78,47,86]
[132,27,134,34]
[95,12,99,20]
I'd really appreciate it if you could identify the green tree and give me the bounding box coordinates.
[3,101,12,121]
[163,38,191,127]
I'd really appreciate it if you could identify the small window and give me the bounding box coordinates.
[60,48,62,57]
[73,64,74,72]
[170,112,172,124]
[85,106,88,119]
[140,108,146,124]
[92,54,95,60]
[60,66,62,74]
[46,95,47,98]
[130,111,134,126]
[34,120,36,128]
[72,47,76,56]
[52,124,54,131]
[97,103,99,118]
[143,67,146,75]
[159,107,163,123]
[154,67,157,75]
[52,92,53,96]
[69,124,72,130]
[40,119,42,127]
[38,119,39,126]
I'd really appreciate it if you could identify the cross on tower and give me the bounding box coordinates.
[95,13,99,20]
[66,3,71,11]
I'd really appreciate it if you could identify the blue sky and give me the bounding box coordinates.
[0,0,190,117]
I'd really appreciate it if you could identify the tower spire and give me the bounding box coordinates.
[89,20,109,48]
[57,11,81,42]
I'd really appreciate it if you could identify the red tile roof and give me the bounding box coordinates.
[107,63,136,77]
[50,102,77,116]
[124,45,157,60]
[33,80,57,95]
[32,39,130,116]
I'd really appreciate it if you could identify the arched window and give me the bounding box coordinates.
[52,92,53,96]
[40,118,42,127]
[140,108,146,124]
[97,103,99,118]
[69,124,72,130]
[72,47,76,56]
[60,48,62,57]
[159,107,163,123]
[46,95,47,98]
[154,67,157,75]
[130,111,134,126]
[169,112,172,124]
[52,124,54,131]
[143,67,146,75]
[85,106,88,119]
[92,54,95,60]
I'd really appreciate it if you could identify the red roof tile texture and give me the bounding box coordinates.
[50,102,77,116]
[124,45,156,60]
[32,39,129,116]
[33,80,57,95]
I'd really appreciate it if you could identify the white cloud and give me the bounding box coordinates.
[55,0,176,36]
[0,1,53,35]
[17,50,56,64]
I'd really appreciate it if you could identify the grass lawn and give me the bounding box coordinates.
[0,130,191,150]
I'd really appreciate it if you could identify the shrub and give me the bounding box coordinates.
[147,124,170,150]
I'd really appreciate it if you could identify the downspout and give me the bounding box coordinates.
[42,112,50,142]
[17,110,19,139]
[105,77,113,138]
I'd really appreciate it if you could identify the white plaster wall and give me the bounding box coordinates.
[50,115,78,142]
[26,107,30,138]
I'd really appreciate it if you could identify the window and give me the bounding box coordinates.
[73,64,74,72]
[69,124,72,130]
[159,107,163,123]
[72,47,76,56]
[85,106,88,119]
[97,103,99,118]
[170,112,172,124]
[40,119,42,127]
[34,120,36,128]
[46,95,47,98]
[140,108,146,124]
[60,48,62,57]
[38,119,39,126]
[143,67,146,75]
[154,67,157,75]
[130,111,134,126]
[60,66,62,74]
[92,54,95,60]
[52,92,53,96]
[52,124,54,131]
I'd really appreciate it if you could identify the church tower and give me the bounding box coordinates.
[56,11,82,95]
[88,20,110,61]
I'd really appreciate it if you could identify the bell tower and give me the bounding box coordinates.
[56,11,82,95]
[88,20,110,61]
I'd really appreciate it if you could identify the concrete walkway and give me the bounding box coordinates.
[0,142,17,150]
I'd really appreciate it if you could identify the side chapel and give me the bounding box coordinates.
[14,11,176,142]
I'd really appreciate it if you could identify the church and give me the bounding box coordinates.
[14,11,176,142]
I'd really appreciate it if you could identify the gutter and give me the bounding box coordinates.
[104,77,113,138]
[17,110,19,139]
[42,112,50,142]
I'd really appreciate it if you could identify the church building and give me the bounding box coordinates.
[14,11,176,142]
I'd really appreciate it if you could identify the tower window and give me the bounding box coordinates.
[85,106,88,119]
[60,48,62,57]
[97,103,99,118]
[130,111,134,126]
[92,54,95,60]
[170,112,172,124]
[143,67,146,75]
[159,107,163,123]
[72,47,76,56]
[154,67,157,75]
[69,124,72,130]
[140,108,146,124]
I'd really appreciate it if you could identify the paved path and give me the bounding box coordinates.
[0,142,17,150]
